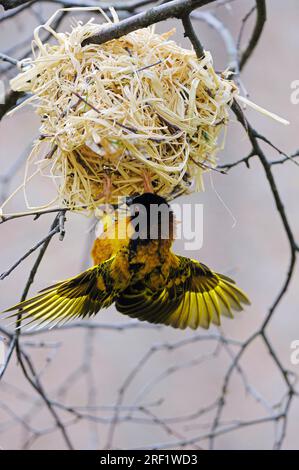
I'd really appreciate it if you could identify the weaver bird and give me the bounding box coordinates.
[3,193,250,330]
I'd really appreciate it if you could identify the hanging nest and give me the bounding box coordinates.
[10,8,238,210]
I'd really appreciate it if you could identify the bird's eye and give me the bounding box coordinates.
[131,204,139,215]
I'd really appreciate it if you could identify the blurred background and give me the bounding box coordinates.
[0,0,298,450]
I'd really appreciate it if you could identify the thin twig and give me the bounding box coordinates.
[240,0,266,70]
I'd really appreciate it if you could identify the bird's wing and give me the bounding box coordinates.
[116,255,250,330]
[3,258,116,330]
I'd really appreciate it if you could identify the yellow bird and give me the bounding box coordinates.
[3,193,250,330]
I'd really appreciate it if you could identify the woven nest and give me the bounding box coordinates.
[10,8,238,210]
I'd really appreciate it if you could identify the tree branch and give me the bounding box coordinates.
[240,0,266,70]
[182,13,205,58]
[82,0,216,46]
[0,212,66,280]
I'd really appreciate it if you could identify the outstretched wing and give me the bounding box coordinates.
[116,256,250,330]
[3,258,116,330]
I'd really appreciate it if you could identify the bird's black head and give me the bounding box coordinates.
[127,193,174,244]
[127,193,169,209]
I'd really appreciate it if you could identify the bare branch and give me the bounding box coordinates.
[240,0,267,70]
[182,13,205,58]
[0,0,297,451]
[82,0,216,46]
[0,211,66,280]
